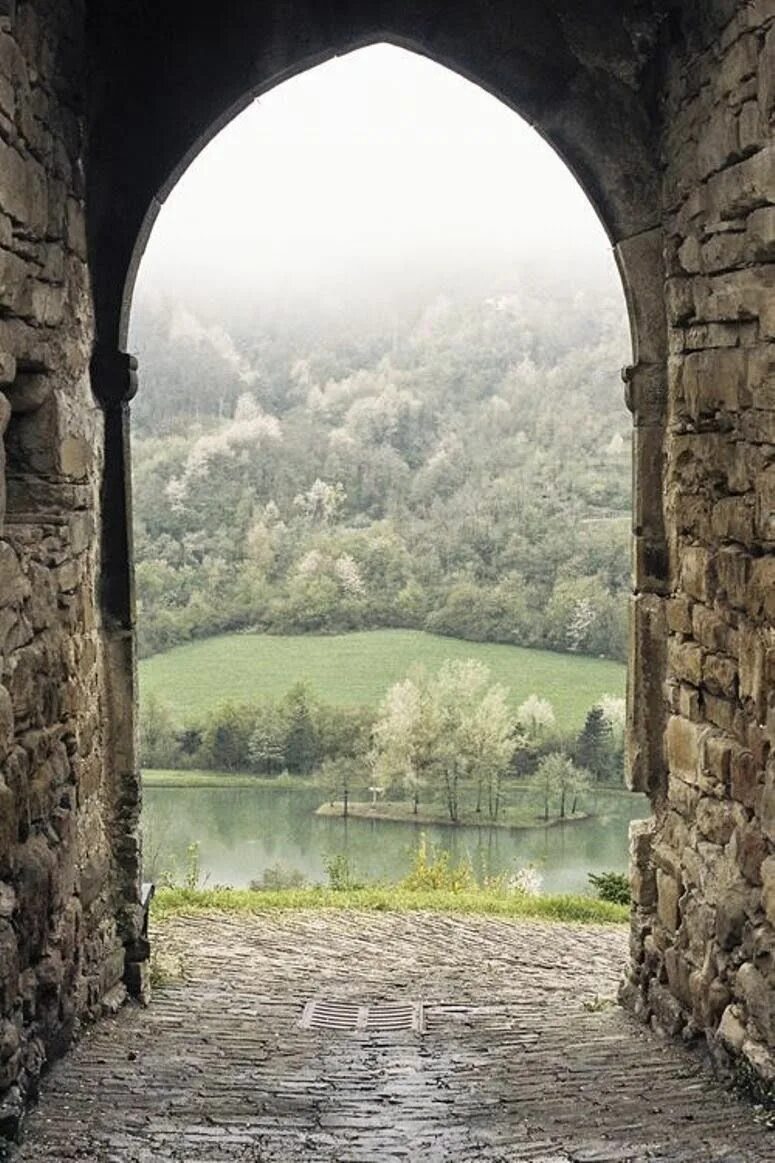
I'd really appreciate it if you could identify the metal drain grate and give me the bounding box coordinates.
[299,1000,425,1033]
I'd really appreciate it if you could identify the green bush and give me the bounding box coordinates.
[323,853,363,891]
[250,862,307,891]
[588,870,630,906]
[400,834,475,893]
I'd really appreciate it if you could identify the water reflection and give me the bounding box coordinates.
[142,783,649,894]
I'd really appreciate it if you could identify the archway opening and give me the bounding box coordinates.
[126,43,646,905]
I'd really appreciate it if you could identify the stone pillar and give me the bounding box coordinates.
[0,391,10,529]
[616,226,670,803]
[615,226,670,1024]
[89,346,148,1001]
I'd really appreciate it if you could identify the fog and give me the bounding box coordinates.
[133,43,620,325]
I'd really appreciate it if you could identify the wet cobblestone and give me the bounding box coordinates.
[15,912,775,1161]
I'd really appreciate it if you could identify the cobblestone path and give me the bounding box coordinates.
[15,912,775,1161]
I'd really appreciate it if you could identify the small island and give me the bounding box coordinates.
[315,798,591,831]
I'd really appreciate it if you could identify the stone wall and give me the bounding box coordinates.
[0,0,136,1141]
[0,0,774,1147]
[622,0,775,1085]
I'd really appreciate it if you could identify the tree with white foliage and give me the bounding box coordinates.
[531,752,591,821]
[293,478,346,524]
[370,675,440,813]
[516,694,556,739]
[334,553,365,596]
[371,661,515,822]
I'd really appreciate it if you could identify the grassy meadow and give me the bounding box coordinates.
[139,629,624,728]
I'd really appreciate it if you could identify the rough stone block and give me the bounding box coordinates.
[0,542,28,606]
[656,869,682,934]
[730,746,758,806]
[739,408,775,446]
[715,546,751,606]
[626,594,667,794]
[632,534,670,593]
[0,355,15,387]
[718,30,759,94]
[704,732,732,785]
[761,855,775,926]
[691,604,730,653]
[701,228,747,272]
[666,595,693,634]
[747,205,775,261]
[718,1004,746,1051]
[736,819,768,884]
[749,344,775,409]
[738,99,764,154]
[680,544,714,602]
[0,137,47,234]
[760,764,775,843]
[667,637,703,685]
[632,424,666,539]
[704,692,738,733]
[759,22,775,117]
[666,715,702,780]
[706,143,775,220]
[750,556,775,619]
[703,651,738,698]
[697,795,743,845]
[712,494,755,545]
[737,962,774,1042]
[0,247,30,314]
[697,105,740,179]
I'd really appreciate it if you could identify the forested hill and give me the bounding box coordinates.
[129,271,632,661]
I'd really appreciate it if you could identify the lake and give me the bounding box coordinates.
[142,783,649,894]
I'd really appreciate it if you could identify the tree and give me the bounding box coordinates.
[516,695,556,740]
[201,702,253,771]
[576,696,626,784]
[432,660,493,823]
[316,757,359,816]
[139,693,178,769]
[370,674,440,813]
[247,715,285,774]
[558,760,592,818]
[531,752,564,822]
[531,752,591,820]
[576,705,611,781]
[130,276,631,663]
[455,684,516,821]
[370,660,515,824]
[282,683,319,774]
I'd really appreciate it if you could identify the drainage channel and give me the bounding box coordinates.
[299,1000,425,1034]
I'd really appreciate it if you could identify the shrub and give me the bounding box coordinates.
[250,862,307,891]
[509,865,543,896]
[400,833,475,893]
[588,870,630,906]
[323,853,363,891]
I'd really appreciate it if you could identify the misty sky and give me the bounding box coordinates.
[134,44,620,311]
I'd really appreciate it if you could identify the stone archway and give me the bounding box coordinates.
[0,0,773,1141]
[85,0,670,1021]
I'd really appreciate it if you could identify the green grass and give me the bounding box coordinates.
[151,885,629,925]
[139,629,624,728]
[315,799,590,830]
[142,768,316,789]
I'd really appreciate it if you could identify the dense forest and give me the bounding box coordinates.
[130,265,631,662]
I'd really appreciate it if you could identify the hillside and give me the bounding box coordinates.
[130,273,632,665]
[138,629,625,728]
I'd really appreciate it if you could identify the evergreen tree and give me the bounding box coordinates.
[576,705,612,782]
[282,683,319,774]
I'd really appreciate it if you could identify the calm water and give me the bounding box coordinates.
[142,784,649,894]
